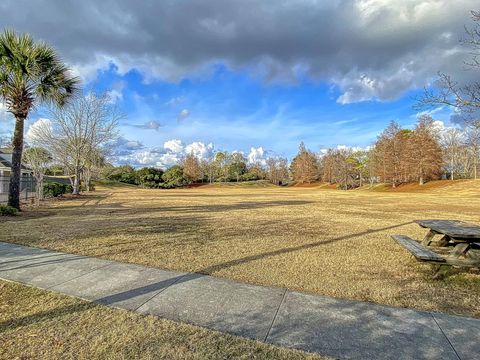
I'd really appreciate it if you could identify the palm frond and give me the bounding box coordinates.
[0,28,81,114]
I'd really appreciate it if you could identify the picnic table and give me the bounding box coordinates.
[392,220,480,269]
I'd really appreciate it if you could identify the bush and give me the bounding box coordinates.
[161,165,186,187]
[136,167,164,188]
[239,172,260,181]
[0,205,17,216]
[103,165,138,185]
[43,182,73,198]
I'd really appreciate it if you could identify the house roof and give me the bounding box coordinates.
[0,149,12,168]
[0,149,31,171]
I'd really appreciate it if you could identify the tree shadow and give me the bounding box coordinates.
[1,221,414,334]
[0,301,96,333]
[197,221,414,275]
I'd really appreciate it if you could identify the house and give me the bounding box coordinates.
[0,148,33,194]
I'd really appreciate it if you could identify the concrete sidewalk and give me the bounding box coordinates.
[0,241,478,360]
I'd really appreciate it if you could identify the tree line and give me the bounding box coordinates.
[100,112,479,190]
[102,151,289,188]
[289,114,480,189]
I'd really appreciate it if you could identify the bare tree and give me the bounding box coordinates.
[30,93,120,194]
[23,147,51,205]
[465,119,480,179]
[409,115,443,185]
[0,135,11,147]
[417,11,480,112]
[83,147,106,191]
[374,121,406,187]
[266,157,289,185]
[441,128,463,180]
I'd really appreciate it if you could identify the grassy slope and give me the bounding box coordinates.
[0,280,323,360]
[1,179,479,317]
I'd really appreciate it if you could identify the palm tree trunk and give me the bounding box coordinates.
[8,115,25,210]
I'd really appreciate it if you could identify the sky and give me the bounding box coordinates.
[0,0,479,168]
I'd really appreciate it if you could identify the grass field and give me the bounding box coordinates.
[2,180,480,318]
[0,280,322,359]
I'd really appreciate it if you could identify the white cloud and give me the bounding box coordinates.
[414,106,445,119]
[165,96,185,106]
[185,141,214,159]
[0,102,11,122]
[177,109,191,121]
[247,146,266,164]
[319,144,372,156]
[25,118,53,145]
[164,139,184,153]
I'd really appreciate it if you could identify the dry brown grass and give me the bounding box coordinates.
[0,280,322,360]
[2,180,480,317]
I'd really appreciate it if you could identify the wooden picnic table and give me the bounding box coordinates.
[391,220,480,274]
[415,220,480,242]
[414,219,480,267]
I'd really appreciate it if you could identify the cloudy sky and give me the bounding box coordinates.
[1,0,479,168]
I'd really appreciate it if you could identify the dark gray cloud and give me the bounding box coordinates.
[1,0,479,102]
[108,136,144,157]
[450,108,480,126]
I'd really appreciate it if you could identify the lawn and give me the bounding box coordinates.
[0,280,322,359]
[1,180,480,317]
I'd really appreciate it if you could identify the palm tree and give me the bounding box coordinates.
[0,29,79,209]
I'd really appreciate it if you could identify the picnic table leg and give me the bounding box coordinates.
[421,230,437,246]
[436,235,450,247]
[447,243,470,260]
[433,242,472,279]
[433,264,451,280]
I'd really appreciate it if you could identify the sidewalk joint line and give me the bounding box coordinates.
[430,313,462,360]
[133,273,190,312]
[45,261,115,290]
[263,288,287,342]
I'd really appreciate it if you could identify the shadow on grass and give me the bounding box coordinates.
[198,221,414,275]
[0,301,97,333]
[0,221,414,334]
[52,199,314,214]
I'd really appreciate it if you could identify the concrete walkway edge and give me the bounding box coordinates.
[1,241,479,360]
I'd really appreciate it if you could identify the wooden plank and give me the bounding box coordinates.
[444,258,480,268]
[421,229,437,246]
[415,220,480,239]
[447,243,470,259]
[392,235,446,262]
[436,235,451,247]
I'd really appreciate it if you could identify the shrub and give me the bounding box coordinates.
[240,172,260,181]
[136,167,164,188]
[161,165,186,187]
[43,182,73,198]
[103,165,138,185]
[0,205,18,216]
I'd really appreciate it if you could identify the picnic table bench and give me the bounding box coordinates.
[392,220,480,269]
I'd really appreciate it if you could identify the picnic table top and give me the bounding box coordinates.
[415,219,480,239]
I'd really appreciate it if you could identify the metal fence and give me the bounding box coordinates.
[0,176,37,204]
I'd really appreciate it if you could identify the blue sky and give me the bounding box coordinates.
[0,0,476,167]
[86,62,451,158]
